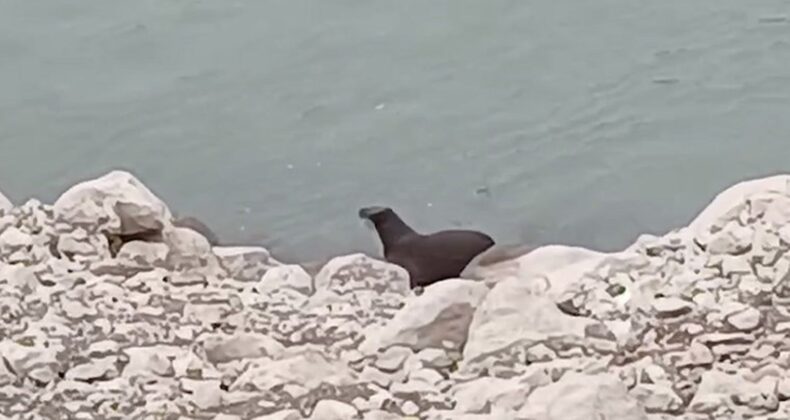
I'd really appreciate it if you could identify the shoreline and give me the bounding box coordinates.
[1,169,790,418]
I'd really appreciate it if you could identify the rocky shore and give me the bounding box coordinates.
[2,170,790,419]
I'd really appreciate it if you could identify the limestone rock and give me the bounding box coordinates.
[313,253,410,296]
[201,332,285,364]
[517,372,648,420]
[360,279,489,354]
[308,399,359,420]
[214,246,282,283]
[53,170,173,235]
[463,277,594,364]
[0,191,12,213]
[257,264,313,295]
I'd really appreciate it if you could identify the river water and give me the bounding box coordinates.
[1,0,790,262]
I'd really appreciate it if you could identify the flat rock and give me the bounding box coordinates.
[360,279,489,354]
[651,297,694,318]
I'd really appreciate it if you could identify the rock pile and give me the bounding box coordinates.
[3,170,790,419]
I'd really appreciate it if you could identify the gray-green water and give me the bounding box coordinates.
[2,0,790,262]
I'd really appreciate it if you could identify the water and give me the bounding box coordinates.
[1,0,790,263]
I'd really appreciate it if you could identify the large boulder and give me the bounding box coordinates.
[463,276,596,364]
[360,279,489,354]
[52,170,173,236]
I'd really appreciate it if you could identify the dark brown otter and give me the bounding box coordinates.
[358,206,495,289]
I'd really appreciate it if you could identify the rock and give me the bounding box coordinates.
[703,222,754,255]
[116,240,169,267]
[463,277,594,364]
[65,357,119,382]
[0,191,12,213]
[123,346,176,377]
[257,264,313,295]
[374,346,413,372]
[180,378,222,410]
[630,384,683,414]
[230,350,357,393]
[308,400,359,420]
[724,306,762,332]
[689,370,779,414]
[201,332,285,364]
[251,411,302,420]
[651,297,694,318]
[517,372,648,420]
[173,215,220,245]
[463,244,610,297]
[689,175,790,233]
[360,279,488,354]
[0,226,32,254]
[451,376,531,413]
[676,341,715,368]
[53,170,173,236]
[313,253,410,296]
[214,246,282,283]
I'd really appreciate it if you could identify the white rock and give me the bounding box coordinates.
[361,279,488,354]
[65,357,119,382]
[53,170,172,235]
[214,246,282,283]
[704,222,754,255]
[725,306,762,332]
[689,370,778,413]
[257,264,313,295]
[362,410,401,420]
[452,376,531,413]
[463,244,610,298]
[630,384,683,413]
[517,372,648,420]
[463,277,594,363]
[117,240,169,266]
[689,175,790,233]
[308,399,358,420]
[374,346,412,372]
[230,350,357,393]
[651,297,694,318]
[0,226,32,252]
[0,191,12,213]
[123,346,176,377]
[201,332,285,364]
[164,226,221,272]
[251,411,302,420]
[180,378,222,410]
[313,253,410,295]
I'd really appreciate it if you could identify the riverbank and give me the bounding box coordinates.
[1,169,790,419]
